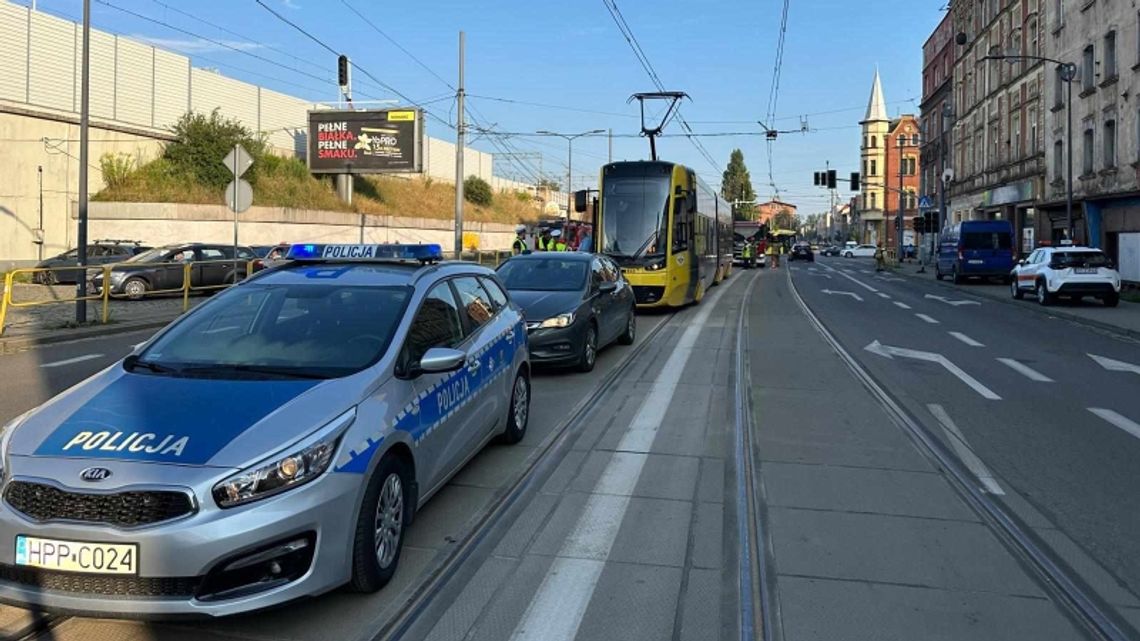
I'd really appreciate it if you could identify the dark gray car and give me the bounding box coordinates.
[34,241,147,284]
[89,243,256,300]
[497,253,636,372]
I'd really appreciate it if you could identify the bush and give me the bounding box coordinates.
[163,109,267,190]
[464,175,493,206]
[99,153,135,189]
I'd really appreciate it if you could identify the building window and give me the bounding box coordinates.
[871,192,877,209]
[1054,140,1064,179]
[1013,112,1022,159]
[1030,19,1039,56]
[1029,107,1038,153]
[863,159,868,177]
[1054,0,1064,30]
[911,133,919,146]
[1083,127,1095,175]
[898,134,906,148]
[1105,31,1117,80]
[1082,45,1095,93]
[871,159,877,176]
[871,135,877,148]
[1104,119,1116,168]
[1054,66,1065,107]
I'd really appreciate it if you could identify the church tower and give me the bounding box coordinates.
[860,69,889,243]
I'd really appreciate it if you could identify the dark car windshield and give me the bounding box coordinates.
[1053,251,1110,268]
[133,283,411,379]
[601,176,670,260]
[497,258,589,292]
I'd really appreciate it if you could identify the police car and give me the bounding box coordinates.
[0,244,529,617]
[1010,245,1122,307]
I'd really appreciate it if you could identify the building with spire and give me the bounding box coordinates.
[858,70,920,249]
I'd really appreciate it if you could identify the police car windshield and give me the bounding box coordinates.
[134,283,411,379]
[497,258,589,292]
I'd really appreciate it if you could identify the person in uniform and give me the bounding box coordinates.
[537,228,554,251]
[551,229,568,251]
[512,225,528,255]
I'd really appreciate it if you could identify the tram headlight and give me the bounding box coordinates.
[645,258,666,271]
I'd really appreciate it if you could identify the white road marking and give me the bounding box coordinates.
[821,289,863,302]
[1088,408,1140,441]
[924,293,981,307]
[876,292,891,299]
[511,280,722,641]
[893,301,912,310]
[875,275,905,282]
[858,269,872,274]
[927,404,1005,495]
[949,331,984,347]
[915,313,940,324]
[40,354,104,368]
[996,358,1053,382]
[832,269,880,293]
[865,340,1001,400]
[1088,353,1140,376]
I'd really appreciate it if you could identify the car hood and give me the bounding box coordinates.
[7,365,351,469]
[508,289,583,322]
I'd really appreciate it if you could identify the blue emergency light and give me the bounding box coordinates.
[285,243,444,263]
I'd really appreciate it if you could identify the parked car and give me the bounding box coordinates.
[820,245,842,257]
[843,244,878,258]
[33,240,148,285]
[252,243,292,272]
[1010,246,1121,307]
[89,243,256,300]
[789,243,815,262]
[496,252,636,372]
[936,220,1015,284]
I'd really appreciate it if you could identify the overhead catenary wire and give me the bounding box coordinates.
[340,0,456,92]
[762,0,793,200]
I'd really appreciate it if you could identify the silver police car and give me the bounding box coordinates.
[0,244,530,617]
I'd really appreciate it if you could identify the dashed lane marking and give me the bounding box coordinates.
[40,354,104,368]
[1088,408,1140,441]
[949,332,984,347]
[997,358,1054,382]
[915,313,940,324]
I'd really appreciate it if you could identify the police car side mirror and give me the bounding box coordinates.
[598,281,618,294]
[1018,259,1026,266]
[418,347,467,375]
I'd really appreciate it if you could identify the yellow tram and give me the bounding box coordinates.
[590,161,733,308]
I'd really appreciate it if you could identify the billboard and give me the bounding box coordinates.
[307,109,423,174]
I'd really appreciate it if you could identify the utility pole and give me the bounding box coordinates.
[75,0,91,323]
[537,129,604,220]
[37,166,44,262]
[453,31,465,258]
[896,137,905,263]
[608,128,613,163]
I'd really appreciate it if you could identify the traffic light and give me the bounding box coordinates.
[337,55,350,87]
[827,169,837,189]
[912,216,923,233]
[923,210,939,233]
[850,172,860,191]
[813,171,822,186]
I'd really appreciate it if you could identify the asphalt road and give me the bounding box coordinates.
[0,313,674,641]
[790,257,1140,633]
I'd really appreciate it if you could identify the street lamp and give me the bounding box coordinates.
[537,129,604,219]
[980,50,1078,241]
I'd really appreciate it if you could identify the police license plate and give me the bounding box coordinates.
[15,536,137,575]
[968,259,984,264]
[1074,268,1098,274]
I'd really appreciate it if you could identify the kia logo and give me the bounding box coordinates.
[79,467,112,482]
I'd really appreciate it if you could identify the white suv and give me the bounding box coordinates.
[1010,246,1121,307]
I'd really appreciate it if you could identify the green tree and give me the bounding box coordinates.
[163,109,267,190]
[537,177,562,192]
[721,149,757,221]
[464,175,493,206]
[772,208,798,232]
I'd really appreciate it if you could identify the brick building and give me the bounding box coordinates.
[859,71,921,248]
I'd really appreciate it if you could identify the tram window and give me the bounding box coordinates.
[673,196,691,251]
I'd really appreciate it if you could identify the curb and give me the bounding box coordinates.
[0,317,175,353]
[897,268,1140,341]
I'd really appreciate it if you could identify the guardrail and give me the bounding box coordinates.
[0,251,531,336]
[0,259,260,336]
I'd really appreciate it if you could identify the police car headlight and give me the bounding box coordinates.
[538,313,575,329]
[213,409,355,508]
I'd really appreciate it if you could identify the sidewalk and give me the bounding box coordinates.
[747,272,1086,640]
[893,260,1140,338]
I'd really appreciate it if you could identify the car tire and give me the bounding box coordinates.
[578,323,598,373]
[123,277,148,300]
[1036,280,1053,306]
[36,270,58,286]
[617,307,636,345]
[952,267,964,285]
[935,265,944,281]
[348,453,412,593]
[498,369,530,445]
[1010,278,1024,300]
[844,252,852,258]
[1104,293,1120,308]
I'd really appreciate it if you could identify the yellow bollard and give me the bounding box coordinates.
[182,263,192,312]
[0,272,12,336]
[101,267,111,324]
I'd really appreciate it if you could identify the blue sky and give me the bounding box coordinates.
[27,0,946,214]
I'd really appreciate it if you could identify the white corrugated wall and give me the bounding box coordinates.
[152,48,188,130]
[27,10,72,110]
[0,2,28,103]
[259,87,311,156]
[114,37,152,126]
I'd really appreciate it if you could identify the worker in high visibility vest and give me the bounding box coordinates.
[512,225,528,255]
[551,229,568,251]
[536,228,554,251]
[741,240,755,268]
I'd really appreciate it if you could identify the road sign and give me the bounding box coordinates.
[223,145,254,178]
[225,179,253,213]
[918,195,934,209]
